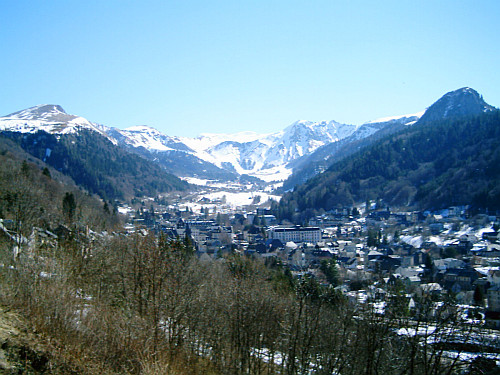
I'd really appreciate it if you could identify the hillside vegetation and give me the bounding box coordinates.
[0,232,474,375]
[0,130,188,201]
[281,119,411,192]
[0,137,122,234]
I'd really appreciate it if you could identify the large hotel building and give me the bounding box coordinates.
[269,226,322,243]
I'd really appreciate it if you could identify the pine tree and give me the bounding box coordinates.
[42,167,51,178]
[320,258,339,286]
[62,192,76,223]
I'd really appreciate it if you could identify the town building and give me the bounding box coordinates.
[269,226,321,243]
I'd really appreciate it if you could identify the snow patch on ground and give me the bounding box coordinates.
[200,191,280,208]
[251,165,293,182]
[118,206,133,215]
[175,190,280,214]
[428,236,443,246]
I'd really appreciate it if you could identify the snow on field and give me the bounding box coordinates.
[397,326,437,337]
[172,190,281,214]
[200,191,280,208]
[442,351,500,365]
[252,165,293,182]
[181,177,255,190]
[181,177,215,186]
[183,173,288,187]
[118,206,133,215]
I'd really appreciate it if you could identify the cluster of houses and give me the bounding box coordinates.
[2,191,500,329]
[127,202,500,327]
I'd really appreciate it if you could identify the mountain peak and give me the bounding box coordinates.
[34,104,67,114]
[418,87,495,124]
[5,104,74,123]
[0,104,110,136]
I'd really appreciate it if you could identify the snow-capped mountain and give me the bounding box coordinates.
[11,88,490,185]
[280,111,425,191]
[0,104,420,183]
[0,104,109,137]
[97,117,364,182]
[107,125,193,153]
[172,120,360,182]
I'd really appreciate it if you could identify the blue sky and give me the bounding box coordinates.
[1,1,499,137]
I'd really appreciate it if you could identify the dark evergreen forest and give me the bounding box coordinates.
[0,130,188,200]
[276,110,500,223]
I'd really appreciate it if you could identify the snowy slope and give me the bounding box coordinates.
[365,111,425,126]
[176,120,359,181]
[107,125,192,152]
[350,111,424,140]
[0,104,110,138]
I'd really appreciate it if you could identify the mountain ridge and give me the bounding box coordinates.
[2,87,494,186]
[1,104,110,137]
[275,88,499,222]
[0,106,374,182]
[280,112,423,191]
[0,127,189,200]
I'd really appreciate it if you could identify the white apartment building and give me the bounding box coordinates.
[269,226,322,243]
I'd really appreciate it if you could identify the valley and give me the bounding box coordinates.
[0,87,499,374]
[3,1,499,373]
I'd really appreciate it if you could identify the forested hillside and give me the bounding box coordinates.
[281,118,412,192]
[276,110,500,223]
[0,130,188,201]
[135,147,239,181]
[0,137,122,238]
[281,87,494,193]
